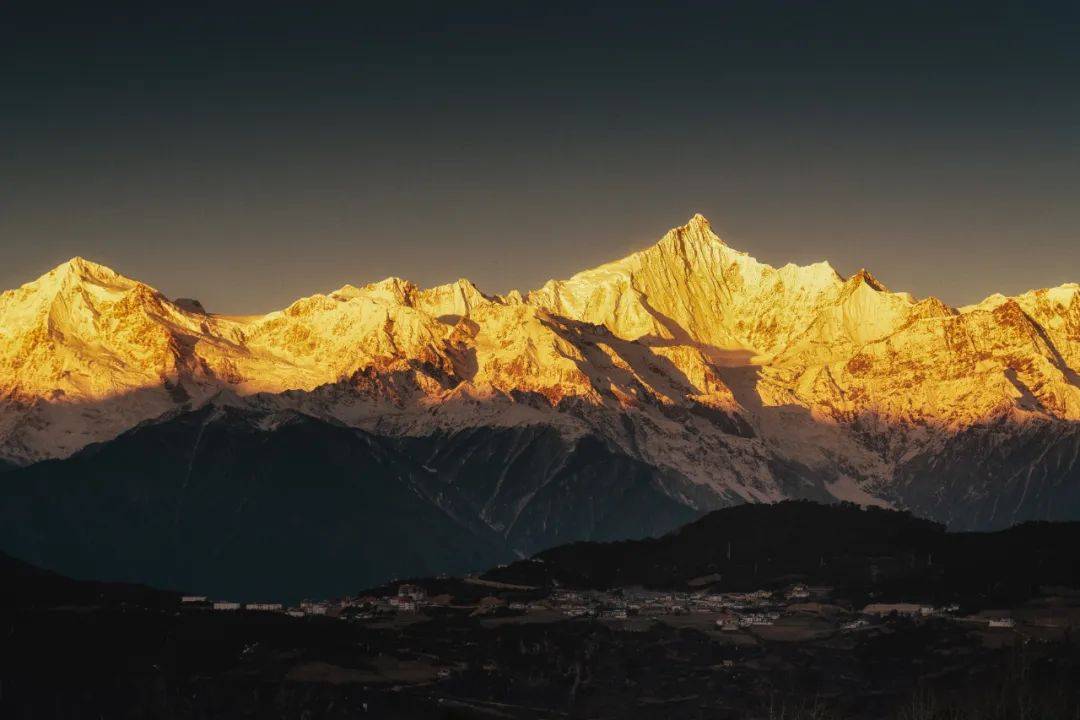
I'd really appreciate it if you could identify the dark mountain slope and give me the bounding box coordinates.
[893,420,1080,530]
[394,427,703,554]
[0,549,176,609]
[0,406,513,601]
[0,406,710,602]
[486,501,1080,605]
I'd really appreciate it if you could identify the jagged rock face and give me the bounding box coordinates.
[1,215,1078,530]
[886,418,1080,530]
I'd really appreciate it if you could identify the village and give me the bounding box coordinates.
[178,580,1025,635]
[32,565,1080,719]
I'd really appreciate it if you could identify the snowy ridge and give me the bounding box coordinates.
[1,215,1079,526]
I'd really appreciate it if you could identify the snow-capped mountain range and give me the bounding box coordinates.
[2,214,1079,533]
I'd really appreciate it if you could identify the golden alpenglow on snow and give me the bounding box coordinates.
[1,216,1079,529]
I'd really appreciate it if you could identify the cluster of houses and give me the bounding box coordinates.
[533,586,812,622]
[181,583,1019,632]
[716,610,782,630]
[859,602,1016,628]
[180,586,437,617]
[524,585,837,627]
[861,602,938,618]
[181,582,829,623]
[180,595,331,617]
[384,584,427,613]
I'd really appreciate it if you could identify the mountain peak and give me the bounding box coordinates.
[53,257,118,281]
[848,268,888,292]
[657,213,724,259]
[32,258,142,300]
[685,213,711,231]
[678,212,718,241]
[363,277,419,306]
[15,258,135,301]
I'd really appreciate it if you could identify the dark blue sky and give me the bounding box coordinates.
[3,1,1078,311]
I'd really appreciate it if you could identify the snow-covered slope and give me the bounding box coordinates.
[1,215,1078,529]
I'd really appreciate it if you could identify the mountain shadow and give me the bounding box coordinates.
[0,405,514,602]
[0,405,713,601]
[486,500,1080,607]
[394,428,702,554]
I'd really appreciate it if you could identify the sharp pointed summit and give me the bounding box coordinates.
[847,268,888,292]
[658,212,724,254]
[682,212,715,236]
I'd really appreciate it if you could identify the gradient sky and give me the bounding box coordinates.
[3,1,1079,312]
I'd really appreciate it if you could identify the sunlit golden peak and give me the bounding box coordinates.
[53,256,118,280]
[674,212,719,241]
[847,268,888,292]
[685,212,711,230]
[23,257,135,297]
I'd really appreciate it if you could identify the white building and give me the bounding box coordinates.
[389,596,417,612]
[300,601,329,615]
[742,611,780,626]
[397,584,427,602]
[213,601,241,611]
